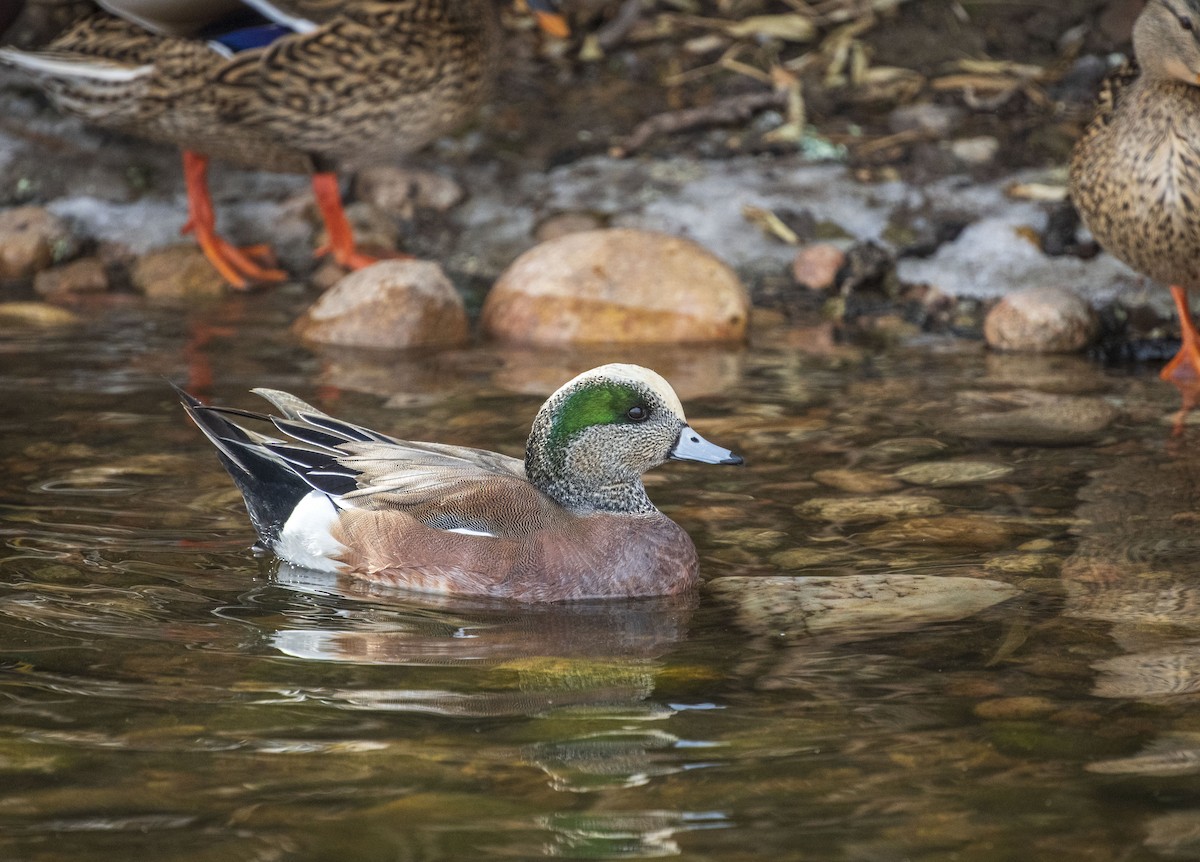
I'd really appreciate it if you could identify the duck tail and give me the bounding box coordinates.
[175,385,315,546]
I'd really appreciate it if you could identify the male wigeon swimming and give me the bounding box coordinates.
[179,364,743,601]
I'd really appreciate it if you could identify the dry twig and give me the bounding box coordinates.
[610,90,787,157]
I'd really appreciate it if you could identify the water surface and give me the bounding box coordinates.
[2,294,1198,860]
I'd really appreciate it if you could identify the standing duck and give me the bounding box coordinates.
[178,364,744,602]
[1070,0,1200,409]
[0,0,565,287]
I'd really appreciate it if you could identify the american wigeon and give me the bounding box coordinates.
[179,364,743,601]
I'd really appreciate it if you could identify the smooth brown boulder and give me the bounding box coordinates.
[481,228,749,344]
[294,260,469,349]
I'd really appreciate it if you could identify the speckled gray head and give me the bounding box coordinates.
[525,363,742,514]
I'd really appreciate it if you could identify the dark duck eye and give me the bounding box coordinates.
[626,405,649,422]
[1181,14,1195,30]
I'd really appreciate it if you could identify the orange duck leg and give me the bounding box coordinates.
[180,151,287,289]
[1161,284,1200,432]
[311,171,411,270]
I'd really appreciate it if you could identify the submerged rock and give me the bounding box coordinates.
[862,516,1013,550]
[984,286,1099,353]
[481,228,749,344]
[796,493,944,523]
[943,391,1119,445]
[894,460,1013,487]
[708,574,1020,639]
[974,696,1057,721]
[812,468,903,494]
[0,301,82,327]
[0,206,77,278]
[294,259,469,349]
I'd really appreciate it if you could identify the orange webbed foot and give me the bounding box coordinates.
[311,171,412,273]
[181,150,288,290]
[1161,284,1200,434]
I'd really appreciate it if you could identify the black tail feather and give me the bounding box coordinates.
[175,384,319,545]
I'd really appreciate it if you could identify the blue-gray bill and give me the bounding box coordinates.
[671,426,743,465]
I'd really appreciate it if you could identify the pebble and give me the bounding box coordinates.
[293,259,469,349]
[353,166,464,217]
[33,257,109,297]
[130,245,227,298]
[795,494,944,524]
[894,460,1013,487]
[791,243,845,290]
[983,286,1099,353]
[0,206,77,278]
[949,136,1000,166]
[481,228,749,344]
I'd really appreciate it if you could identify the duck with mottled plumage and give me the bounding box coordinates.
[0,0,566,287]
[178,364,744,602]
[1071,0,1200,399]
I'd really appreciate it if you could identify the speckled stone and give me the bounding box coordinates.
[294,259,469,349]
[984,286,1099,353]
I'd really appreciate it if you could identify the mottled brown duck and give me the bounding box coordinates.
[178,364,744,602]
[1071,0,1200,403]
[0,0,565,287]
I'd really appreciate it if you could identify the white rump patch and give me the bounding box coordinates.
[276,490,346,573]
